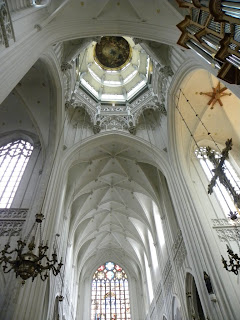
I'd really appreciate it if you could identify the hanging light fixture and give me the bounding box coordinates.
[0,213,63,284]
[222,245,240,275]
[221,209,240,275]
[176,88,240,275]
[0,54,86,284]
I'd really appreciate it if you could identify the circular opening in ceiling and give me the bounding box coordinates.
[94,36,132,70]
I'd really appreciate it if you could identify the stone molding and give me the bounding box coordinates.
[156,290,164,313]
[75,89,97,109]
[0,208,28,219]
[154,281,162,300]
[0,208,28,236]
[61,61,72,72]
[172,229,187,267]
[162,258,174,293]
[0,1,15,48]
[156,64,173,110]
[212,218,240,242]
[130,90,155,111]
[212,218,240,227]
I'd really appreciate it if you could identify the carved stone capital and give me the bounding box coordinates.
[158,65,174,77]
[61,62,72,72]
[34,24,42,32]
[93,124,101,134]
[128,124,136,135]
[132,37,144,45]
[212,218,240,242]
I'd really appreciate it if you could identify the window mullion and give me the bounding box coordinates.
[0,156,19,203]
[7,149,29,207]
[91,263,131,320]
[0,139,33,208]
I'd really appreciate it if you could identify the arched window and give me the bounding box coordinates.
[0,139,33,208]
[91,262,131,320]
[195,146,240,216]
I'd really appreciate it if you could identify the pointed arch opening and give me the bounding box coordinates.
[186,273,205,320]
[91,262,131,320]
[0,139,33,208]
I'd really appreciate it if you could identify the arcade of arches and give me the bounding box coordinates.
[0,1,240,320]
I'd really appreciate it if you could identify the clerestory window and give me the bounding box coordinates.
[0,139,33,208]
[91,262,131,320]
[195,146,240,216]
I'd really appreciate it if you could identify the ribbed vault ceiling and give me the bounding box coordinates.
[66,139,163,279]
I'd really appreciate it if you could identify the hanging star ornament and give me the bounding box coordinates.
[199,82,231,109]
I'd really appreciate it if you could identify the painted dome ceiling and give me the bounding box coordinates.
[95,36,131,70]
[77,36,151,103]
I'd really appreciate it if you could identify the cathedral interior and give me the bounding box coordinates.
[0,1,240,320]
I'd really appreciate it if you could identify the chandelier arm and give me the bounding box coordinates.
[40,273,49,281]
[40,262,56,271]
[2,265,14,273]
[37,252,48,260]
[45,255,56,263]
[3,248,20,256]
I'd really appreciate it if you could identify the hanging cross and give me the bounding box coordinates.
[206,138,240,210]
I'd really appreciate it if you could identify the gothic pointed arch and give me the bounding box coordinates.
[91,262,131,320]
[186,273,205,320]
[0,139,34,208]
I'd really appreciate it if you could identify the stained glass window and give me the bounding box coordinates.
[91,262,131,320]
[0,140,33,208]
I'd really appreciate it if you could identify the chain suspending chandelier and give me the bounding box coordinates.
[176,88,240,276]
[0,213,63,285]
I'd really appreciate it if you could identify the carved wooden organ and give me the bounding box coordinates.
[176,0,240,84]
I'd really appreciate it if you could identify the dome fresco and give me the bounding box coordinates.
[95,36,132,70]
[78,36,151,102]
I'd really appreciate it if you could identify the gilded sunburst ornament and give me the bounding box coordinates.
[199,82,231,109]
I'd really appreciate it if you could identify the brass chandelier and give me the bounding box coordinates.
[0,213,63,284]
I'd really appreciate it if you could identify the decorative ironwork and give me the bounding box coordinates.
[222,245,240,275]
[0,213,63,284]
[206,138,240,210]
